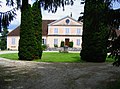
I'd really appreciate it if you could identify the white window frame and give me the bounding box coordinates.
[42,39,46,44]
[65,28,70,34]
[76,28,81,34]
[76,39,80,46]
[54,28,58,34]
[54,39,58,45]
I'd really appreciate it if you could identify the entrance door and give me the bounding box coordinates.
[65,38,69,47]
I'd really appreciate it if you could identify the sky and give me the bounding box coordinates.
[0,0,120,32]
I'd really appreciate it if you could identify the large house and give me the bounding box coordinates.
[7,16,83,50]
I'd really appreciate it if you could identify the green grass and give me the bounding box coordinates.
[0,53,18,60]
[0,52,82,63]
[0,52,115,63]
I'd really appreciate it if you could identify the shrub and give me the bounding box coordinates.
[60,41,64,47]
[42,44,47,50]
[69,41,73,48]
[54,44,58,48]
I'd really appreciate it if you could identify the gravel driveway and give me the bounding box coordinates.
[0,56,120,89]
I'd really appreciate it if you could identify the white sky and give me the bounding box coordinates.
[0,0,120,31]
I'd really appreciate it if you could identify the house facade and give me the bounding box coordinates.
[7,16,83,50]
[46,16,83,48]
[7,26,20,50]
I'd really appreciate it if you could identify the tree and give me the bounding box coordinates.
[0,27,9,50]
[107,8,120,66]
[18,4,38,60]
[80,0,120,62]
[80,0,111,62]
[32,1,42,59]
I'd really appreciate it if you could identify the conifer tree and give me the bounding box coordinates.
[80,0,109,62]
[32,1,42,59]
[18,4,38,60]
[0,27,8,50]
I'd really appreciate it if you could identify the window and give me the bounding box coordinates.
[77,28,81,34]
[54,28,58,34]
[76,39,80,46]
[66,19,70,24]
[54,39,58,45]
[42,39,46,44]
[65,28,70,34]
[11,38,16,45]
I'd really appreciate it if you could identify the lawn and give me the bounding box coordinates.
[0,52,114,63]
[0,52,82,63]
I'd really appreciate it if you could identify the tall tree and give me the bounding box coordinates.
[80,0,110,62]
[0,27,9,50]
[107,8,120,66]
[32,1,42,59]
[18,4,38,60]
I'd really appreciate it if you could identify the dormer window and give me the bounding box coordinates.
[66,19,70,24]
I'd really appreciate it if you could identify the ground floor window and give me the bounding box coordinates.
[42,39,46,44]
[76,39,80,46]
[54,39,58,45]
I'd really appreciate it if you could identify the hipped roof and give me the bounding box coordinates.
[8,20,55,36]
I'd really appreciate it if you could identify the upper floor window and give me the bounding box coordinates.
[11,38,16,45]
[77,28,81,34]
[54,28,58,34]
[66,19,70,24]
[65,28,70,34]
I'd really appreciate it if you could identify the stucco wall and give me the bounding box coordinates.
[7,36,20,50]
[48,26,82,35]
[47,36,82,48]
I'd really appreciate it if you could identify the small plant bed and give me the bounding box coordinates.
[0,52,115,63]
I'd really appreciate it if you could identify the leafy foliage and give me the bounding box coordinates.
[60,41,64,47]
[0,8,17,31]
[69,41,73,48]
[40,0,74,13]
[42,44,47,51]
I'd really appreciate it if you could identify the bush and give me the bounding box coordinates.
[69,41,73,48]
[42,44,47,50]
[60,41,64,47]
[54,44,58,48]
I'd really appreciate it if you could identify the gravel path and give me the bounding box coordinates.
[0,57,120,89]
